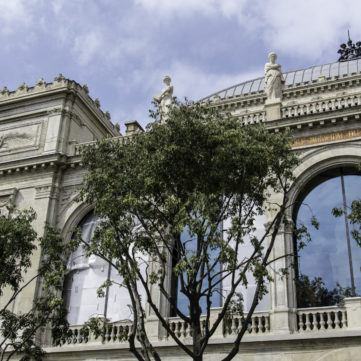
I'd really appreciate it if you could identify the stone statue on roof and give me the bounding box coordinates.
[154,75,173,121]
[264,52,284,102]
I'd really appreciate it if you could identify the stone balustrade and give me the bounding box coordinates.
[223,311,270,336]
[56,300,361,349]
[282,95,361,119]
[166,310,270,340]
[296,306,347,333]
[65,320,133,345]
[239,112,265,125]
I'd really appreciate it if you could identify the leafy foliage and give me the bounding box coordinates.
[332,199,361,247]
[296,274,354,308]
[0,206,69,361]
[78,99,298,361]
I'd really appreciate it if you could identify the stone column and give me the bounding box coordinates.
[145,250,172,341]
[266,199,297,334]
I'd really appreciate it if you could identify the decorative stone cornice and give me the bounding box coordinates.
[0,75,117,136]
[0,155,67,177]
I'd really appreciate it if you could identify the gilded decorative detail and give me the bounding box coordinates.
[293,128,361,147]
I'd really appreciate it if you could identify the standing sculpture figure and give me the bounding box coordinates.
[265,52,284,101]
[154,75,173,121]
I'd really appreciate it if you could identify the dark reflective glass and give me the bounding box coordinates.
[296,172,361,307]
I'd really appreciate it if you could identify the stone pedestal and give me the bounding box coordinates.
[344,297,361,329]
[265,100,282,121]
[145,316,162,342]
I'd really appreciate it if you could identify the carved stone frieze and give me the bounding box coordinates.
[0,121,42,153]
[0,188,18,207]
[35,185,59,200]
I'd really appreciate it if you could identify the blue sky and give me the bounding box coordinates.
[1,0,361,132]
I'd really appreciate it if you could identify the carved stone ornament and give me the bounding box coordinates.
[17,82,28,92]
[1,86,9,95]
[0,122,41,153]
[0,132,32,149]
[54,73,66,82]
[0,188,18,212]
[153,75,173,121]
[35,77,46,87]
[94,98,101,108]
[35,185,59,200]
[82,84,89,94]
[213,93,221,102]
[264,52,284,102]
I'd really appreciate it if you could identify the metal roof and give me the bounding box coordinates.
[201,58,361,102]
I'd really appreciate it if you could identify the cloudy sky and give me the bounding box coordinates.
[1,0,361,131]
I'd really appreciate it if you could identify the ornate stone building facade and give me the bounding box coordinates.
[1,53,361,360]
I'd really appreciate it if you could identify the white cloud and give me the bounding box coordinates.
[0,0,42,34]
[255,0,361,59]
[169,62,262,101]
[134,0,361,60]
[72,31,103,65]
[134,0,247,19]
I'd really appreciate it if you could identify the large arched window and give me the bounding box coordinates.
[294,167,361,307]
[63,212,133,325]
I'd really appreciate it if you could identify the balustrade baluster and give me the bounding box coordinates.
[251,317,257,334]
[334,312,341,329]
[264,316,270,332]
[305,312,311,331]
[342,310,347,328]
[319,313,326,330]
[231,317,237,335]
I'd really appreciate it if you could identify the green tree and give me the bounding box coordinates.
[333,199,361,247]
[78,99,298,361]
[0,206,69,361]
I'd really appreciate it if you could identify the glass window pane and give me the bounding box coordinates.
[330,62,339,77]
[339,62,348,76]
[321,64,331,78]
[311,66,322,80]
[250,78,261,93]
[348,60,358,74]
[302,68,313,83]
[242,81,252,94]
[296,172,361,308]
[284,72,295,86]
[294,70,303,84]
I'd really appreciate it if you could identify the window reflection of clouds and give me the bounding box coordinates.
[297,174,361,299]
[64,213,144,325]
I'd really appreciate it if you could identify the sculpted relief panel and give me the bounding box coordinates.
[0,121,42,154]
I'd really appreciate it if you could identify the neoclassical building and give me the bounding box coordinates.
[1,46,361,360]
